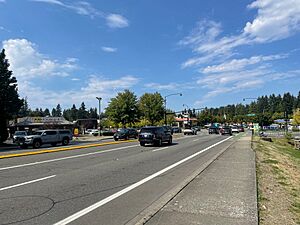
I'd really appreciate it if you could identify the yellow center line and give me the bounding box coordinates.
[0,140,137,159]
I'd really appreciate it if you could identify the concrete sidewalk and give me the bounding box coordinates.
[145,135,258,225]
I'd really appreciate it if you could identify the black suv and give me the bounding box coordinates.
[113,128,138,141]
[139,126,172,146]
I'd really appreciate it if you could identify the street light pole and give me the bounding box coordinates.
[96,97,102,136]
[164,93,182,125]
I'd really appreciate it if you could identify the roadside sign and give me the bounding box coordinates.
[74,128,79,137]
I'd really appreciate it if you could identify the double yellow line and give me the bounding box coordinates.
[0,140,137,159]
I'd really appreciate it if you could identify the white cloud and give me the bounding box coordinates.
[2,39,78,80]
[19,75,139,109]
[106,14,129,28]
[101,46,117,53]
[32,0,129,29]
[180,0,300,68]
[144,82,180,91]
[244,0,300,42]
[202,54,288,73]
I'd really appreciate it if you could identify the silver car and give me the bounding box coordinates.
[13,131,27,143]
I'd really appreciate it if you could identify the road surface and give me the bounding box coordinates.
[0,132,235,225]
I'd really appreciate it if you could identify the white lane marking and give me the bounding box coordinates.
[0,145,139,172]
[193,138,200,142]
[0,175,56,191]
[54,136,233,225]
[152,147,169,152]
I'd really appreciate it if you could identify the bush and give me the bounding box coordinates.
[285,132,293,141]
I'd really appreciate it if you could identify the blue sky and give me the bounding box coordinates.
[1,0,300,112]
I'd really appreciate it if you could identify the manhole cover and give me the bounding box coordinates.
[0,196,54,225]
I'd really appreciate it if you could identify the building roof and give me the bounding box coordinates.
[9,117,73,127]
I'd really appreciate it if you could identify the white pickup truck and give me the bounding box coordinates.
[18,129,73,148]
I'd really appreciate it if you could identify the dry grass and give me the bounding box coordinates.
[254,136,300,225]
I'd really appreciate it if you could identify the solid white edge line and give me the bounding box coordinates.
[54,136,233,225]
[0,145,139,171]
[0,175,56,191]
[152,147,169,152]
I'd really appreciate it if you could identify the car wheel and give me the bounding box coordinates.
[168,137,172,145]
[62,138,69,145]
[156,139,162,147]
[33,140,41,149]
[114,138,118,141]
[140,142,145,146]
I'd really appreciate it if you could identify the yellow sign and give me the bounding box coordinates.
[74,128,79,136]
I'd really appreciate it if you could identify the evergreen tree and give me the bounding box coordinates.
[44,108,50,116]
[55,104,62,117]
[70,104,78,121]
[78,102,88,119]
[0,49,23,142]
[18,97,30,117]
[51,108,57,117]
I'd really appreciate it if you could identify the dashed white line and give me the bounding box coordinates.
[152,147,169,152]
[0,175,56,191]
[0,145,139,171]
[192,138,200,142]
[54,136,233,225]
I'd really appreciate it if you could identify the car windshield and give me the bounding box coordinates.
[14,131,26,135]
[140,128,157,133]
[118,129,128,134]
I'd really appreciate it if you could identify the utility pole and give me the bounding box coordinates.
[96,97,102,136]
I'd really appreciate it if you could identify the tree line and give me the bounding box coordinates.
[197,92,300,126]
[19,100,98,122]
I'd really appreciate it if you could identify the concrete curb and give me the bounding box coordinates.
[126,137,236,225]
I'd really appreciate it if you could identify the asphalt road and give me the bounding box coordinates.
[0,132,236,225]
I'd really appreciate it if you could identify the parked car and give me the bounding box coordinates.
[192,126,201,131]
[172,127,181,133]
[17,129,73,148]
[172,126,182,133]
[113,128,138,141]
[183,126,197,135]
[231,126,239,133]
[208,127,219,134]
[13,131,27,143]
[85,129,99,136]
[219,126,232,135]
[139,126,172,146]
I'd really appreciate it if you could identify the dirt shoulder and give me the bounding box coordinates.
[253,136,300,225]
